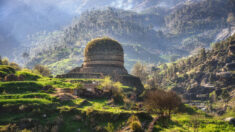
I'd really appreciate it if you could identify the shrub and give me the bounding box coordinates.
[144,89,182,118]
[33,64,51,77]
[111,83,125,104]
[9,62,21,71]
[131,121,143,132]
[0,71,7,79]
[16,71,41,81]
[2,58,9,65]
[104,122,114,132]
[100,77,125,104]
[76,82,84,89]
[0,65,15,74]
[128,115,143,132]
[4,74,18,81]
[0,81,43,94]
[101,76,113,90]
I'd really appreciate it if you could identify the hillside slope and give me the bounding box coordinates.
[25,8,166,74]
[151,34,235,112]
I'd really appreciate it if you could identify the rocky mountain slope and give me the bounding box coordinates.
[150,34,235,112]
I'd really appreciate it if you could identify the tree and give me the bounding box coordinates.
[144,89,182,132]
[131,62,148,84]
[144,89,182,118]
[10,62,21,71]
[2,58,9,65]
[199,48,206,59]
[33,64,51,77]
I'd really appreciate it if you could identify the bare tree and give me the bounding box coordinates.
[144,89,182,132]
[144,89,182,117]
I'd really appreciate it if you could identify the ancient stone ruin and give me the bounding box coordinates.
[57,37,144,94]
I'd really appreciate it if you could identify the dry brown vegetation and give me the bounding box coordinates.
[144,89,182,118]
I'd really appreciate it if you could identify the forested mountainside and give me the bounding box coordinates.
[22,0,235,74]
[25,8,166,74]
[148,34,235,113]
[165,0,235,34]
[0,0,188,60]
[165,0,235,53]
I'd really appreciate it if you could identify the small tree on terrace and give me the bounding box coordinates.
[144,89,182,118]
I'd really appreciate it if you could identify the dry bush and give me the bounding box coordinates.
[144,89,182,118]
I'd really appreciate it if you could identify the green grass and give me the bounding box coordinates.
[37,77,105,89]
[0,93,53,100]
[0,75,234,131]
[0,81,44,94]
[37,78,78,89]
[155,113,235,132]
[77,99,137,113]
[0,98,52,105]
[0,65,15,74]
[16,70,41,80]
[58,115,90,132]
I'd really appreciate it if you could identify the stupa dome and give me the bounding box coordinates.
[84,37,124,67]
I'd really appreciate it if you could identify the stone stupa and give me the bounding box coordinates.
[57,37,144,94]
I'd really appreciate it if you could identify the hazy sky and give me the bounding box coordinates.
[12,0,136,14]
